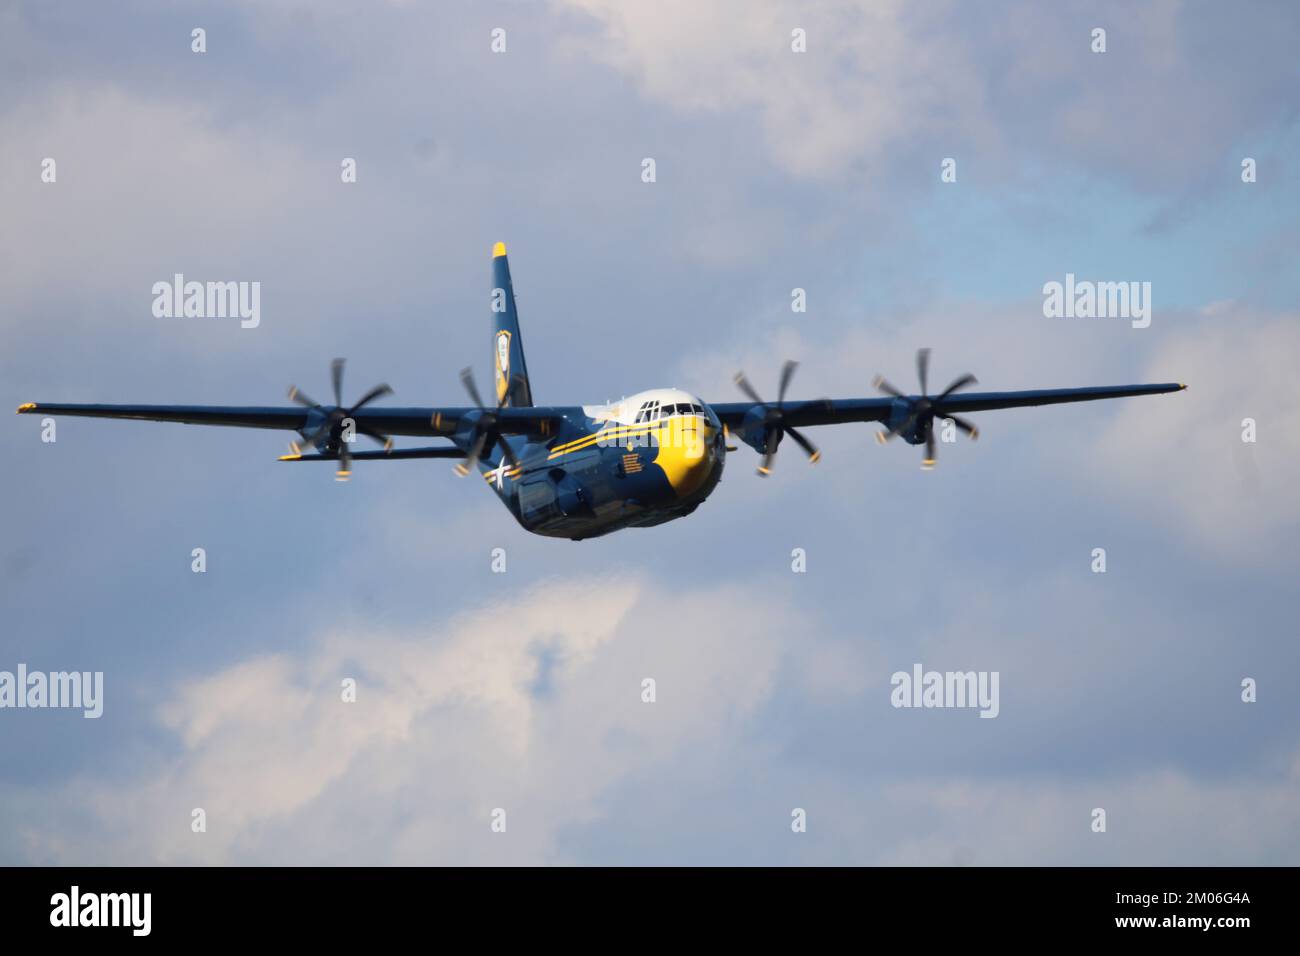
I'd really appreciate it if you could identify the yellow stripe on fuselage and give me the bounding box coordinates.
[547,422,659,457]
[483,418,715,492]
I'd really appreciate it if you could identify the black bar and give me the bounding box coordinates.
[0,866,1281,942]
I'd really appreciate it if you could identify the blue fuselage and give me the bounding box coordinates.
[464,399,727,540]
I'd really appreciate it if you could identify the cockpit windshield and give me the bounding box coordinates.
[633,399,713,423]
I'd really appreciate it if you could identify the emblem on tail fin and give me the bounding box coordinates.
[495,330,512,403]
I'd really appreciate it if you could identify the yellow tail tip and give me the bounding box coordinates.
[493,241,507,258]
[16,403,36,413]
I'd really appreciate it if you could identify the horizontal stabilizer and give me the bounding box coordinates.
[279,446,463,462]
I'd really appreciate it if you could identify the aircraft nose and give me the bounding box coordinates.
[654,419,716,498]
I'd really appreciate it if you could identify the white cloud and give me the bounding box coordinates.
[0,89,311,300]
[15,576,792,864]
[557,0,983,179]
[10,558,1296,865]
[1083,308,1300,556]
[556,0,1298,188]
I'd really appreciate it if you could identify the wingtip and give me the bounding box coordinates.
[493,241,507,258]
[16,402,36,414]
[278,454,303,461]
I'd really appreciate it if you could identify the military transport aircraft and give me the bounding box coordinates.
[17,243,1185,540]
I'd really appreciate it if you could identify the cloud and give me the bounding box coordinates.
[557,0,984,179]
[4,0,1298,868]
[9,553,1297,865]
[557,0,1300,189]
[0,88,309,298]
[1084,307,1300,556]
[12,576,794,864]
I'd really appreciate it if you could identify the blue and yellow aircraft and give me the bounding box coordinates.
[17,243,1186,540]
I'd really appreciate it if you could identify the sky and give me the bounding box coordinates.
[1,0,1298,865]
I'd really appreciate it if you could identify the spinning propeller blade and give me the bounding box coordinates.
[288,358,395,480]
[873,349,978,469]
[732,360,821,476]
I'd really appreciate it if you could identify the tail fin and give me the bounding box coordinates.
[490,242,534,407]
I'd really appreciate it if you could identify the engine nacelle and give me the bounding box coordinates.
[885,399,931,446]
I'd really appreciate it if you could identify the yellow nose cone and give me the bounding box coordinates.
[653,418,715,498]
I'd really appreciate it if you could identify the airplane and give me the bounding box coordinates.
[16,242,1186,541]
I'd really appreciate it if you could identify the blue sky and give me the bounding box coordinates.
[1,0,1298,864]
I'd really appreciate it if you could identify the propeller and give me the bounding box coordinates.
[733,360,821,476]
[454,367,520,477]
[287,358,393,481]
[872,348,978,470]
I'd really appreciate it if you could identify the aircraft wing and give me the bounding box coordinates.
[709,382,1186,430]
[14,402,565,437]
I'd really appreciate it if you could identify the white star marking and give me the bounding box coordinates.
[489,454,510,490]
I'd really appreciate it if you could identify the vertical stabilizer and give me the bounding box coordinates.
[490,242,533,407]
